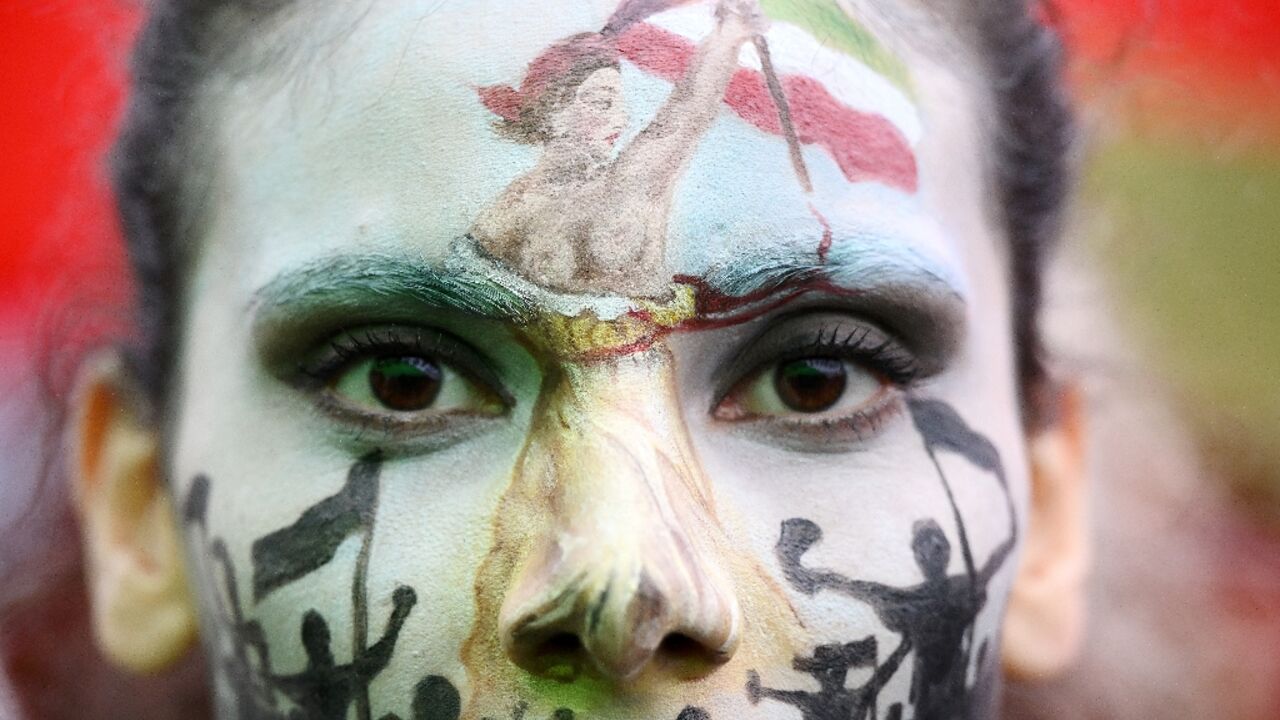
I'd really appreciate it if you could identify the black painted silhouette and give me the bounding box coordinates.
[185,475,286,720]
[251,456,381,601]
[182,458,464,720]
[761,399,1017,720]
[268,587,417,719]
[747,636,910,720]
[676,708,711,720]
[414,675,464,720]
[246,453,402,720]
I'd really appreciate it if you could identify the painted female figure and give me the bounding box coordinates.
[471,0,764,296]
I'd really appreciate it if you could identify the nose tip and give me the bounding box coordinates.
[494,356,742,684]
[501,563,740,682]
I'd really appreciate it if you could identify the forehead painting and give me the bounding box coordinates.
[171,1,1028,719]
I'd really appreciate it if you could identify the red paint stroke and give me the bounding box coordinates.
[478,32,618,123]
[617,23,918,192]
[572,273,861,361]
[809,203,834,263]
[671,274,861,332]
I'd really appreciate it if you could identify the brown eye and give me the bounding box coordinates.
[773,358,847,413]
[368,356,442,411]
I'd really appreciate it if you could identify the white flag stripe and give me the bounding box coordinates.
[645,4,922,144]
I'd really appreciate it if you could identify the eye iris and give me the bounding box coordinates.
[774,358,847,413]
[368,356,442,411]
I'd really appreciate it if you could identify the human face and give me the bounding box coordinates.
[171,1,1027,719]
[548,67,628,161]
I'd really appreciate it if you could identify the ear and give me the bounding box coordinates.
[69,352,198,674]
[1002,382,1089,680]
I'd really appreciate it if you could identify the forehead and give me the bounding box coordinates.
[201,0,994,297]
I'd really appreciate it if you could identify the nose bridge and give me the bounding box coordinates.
[499,354,741,681]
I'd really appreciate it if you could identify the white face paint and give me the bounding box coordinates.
[170,1,1028,718]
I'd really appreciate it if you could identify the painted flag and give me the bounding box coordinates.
[617,0,920,192]
[251,454,382,602]
[907,398,1006,488]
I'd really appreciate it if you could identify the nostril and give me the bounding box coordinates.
[656,633,728,679]
[659,633,702,657]
[539,632,583,656]
[525,632,586,682]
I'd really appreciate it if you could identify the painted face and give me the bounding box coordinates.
[172,1,1027,719]
[547,67,628,161]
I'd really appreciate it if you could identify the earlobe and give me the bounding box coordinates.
[69,352,198,674]
[1002,383,1089,681]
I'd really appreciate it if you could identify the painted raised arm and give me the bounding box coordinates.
[614,0,763,185]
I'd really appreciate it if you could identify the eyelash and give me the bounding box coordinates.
[294,326,509,432]
[299,327,422,383]
[717,320,922,446]
[789,325,922,386]
[291,320,919,449]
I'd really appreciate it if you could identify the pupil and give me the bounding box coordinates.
[774,358,847,413]
[368,356,442,411]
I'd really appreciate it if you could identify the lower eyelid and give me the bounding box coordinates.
[717,356,884,417]
[717,385,905,451]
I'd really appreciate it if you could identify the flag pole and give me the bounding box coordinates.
[752,32,812,194]
[352,472,379,720]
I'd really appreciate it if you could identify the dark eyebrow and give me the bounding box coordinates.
[249,253,535,369]
[251,253,533,323]
[689,241,968,367]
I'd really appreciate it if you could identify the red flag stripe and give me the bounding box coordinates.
[617,22,918,192]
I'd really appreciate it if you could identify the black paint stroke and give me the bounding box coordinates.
[251,454,382,602]
[908,397,1017,590]
[267,586,417,719]
[183,461,463,720]
[250,452,385,720]
[747,636,909,720]
[761,399,1016,720]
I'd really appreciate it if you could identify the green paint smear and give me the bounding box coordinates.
[760,0,912,93]
[518,674,620,715]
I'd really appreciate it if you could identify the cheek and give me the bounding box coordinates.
[690,395,1027,642]
[174,432,521,710]
[706,422,950,591]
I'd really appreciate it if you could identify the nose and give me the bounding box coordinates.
[498,356,741,682]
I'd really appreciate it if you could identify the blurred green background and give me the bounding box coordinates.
[1088,139,1280,513]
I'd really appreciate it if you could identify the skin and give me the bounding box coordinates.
[70,0,1090,718]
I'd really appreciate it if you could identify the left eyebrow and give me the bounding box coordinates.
[248,254,535,366]
[251,253,533,322]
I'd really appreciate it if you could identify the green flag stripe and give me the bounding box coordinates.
[759,0,913,92]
